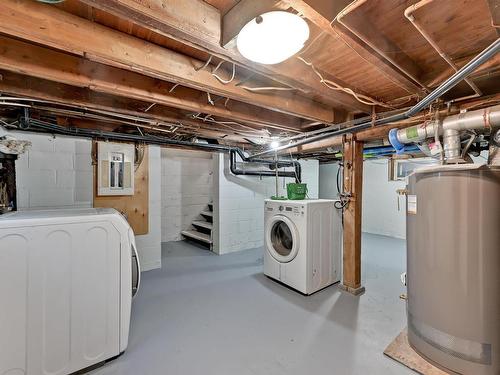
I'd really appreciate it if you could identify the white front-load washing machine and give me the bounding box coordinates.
[264,199,341,295]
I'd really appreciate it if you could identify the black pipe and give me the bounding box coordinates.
[229,150,301,182]
[21,118,302,181]
[28,118,233,152]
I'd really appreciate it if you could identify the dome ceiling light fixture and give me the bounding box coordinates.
[270,140,280,149]
[236,11,310,65]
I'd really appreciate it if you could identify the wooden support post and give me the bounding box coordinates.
[340,134,365,296]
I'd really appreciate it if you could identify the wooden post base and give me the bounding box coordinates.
[339,284,366,296]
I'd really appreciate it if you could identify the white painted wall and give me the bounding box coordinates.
[318,160,406,239]
[360,154,489,239]
[136,145,162,271]
[213,154,319,254]
[362,159,406,239]
[319,162,340,200]
[12,131,162,271]
[160,149,214,242]
[14,131,93,209]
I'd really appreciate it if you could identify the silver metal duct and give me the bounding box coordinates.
[442,128,461,162]
[391,105,500,145]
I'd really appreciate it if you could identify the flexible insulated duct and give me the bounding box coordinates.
[388,105,500,152]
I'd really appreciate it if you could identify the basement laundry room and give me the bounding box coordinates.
[0,1,499,375]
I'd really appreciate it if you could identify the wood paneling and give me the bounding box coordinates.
[283,0,425,98]
[362,0,498,86]
[94,145,149,235]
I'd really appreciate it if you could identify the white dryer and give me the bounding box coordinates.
[0,208,140,375]
[264,199,341,295]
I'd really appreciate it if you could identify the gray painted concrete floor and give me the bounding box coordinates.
[90,233,413,375]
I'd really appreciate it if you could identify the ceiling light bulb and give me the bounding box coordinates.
[270,140,280,149]
[237,11,310,65]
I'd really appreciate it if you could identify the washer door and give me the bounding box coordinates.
[266,215,299,263]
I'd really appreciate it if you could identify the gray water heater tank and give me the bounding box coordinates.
[406,164,500,375]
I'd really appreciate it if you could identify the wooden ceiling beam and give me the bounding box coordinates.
[283,122,405,155]
[0,0,338,123]
[0,36,304,133]
[221,0,286,47]
[280,0,426,95]
[76,0,372,112]
[286,108,465,155]
[486,0,500,33]
[0,71,255,143]
[423,53,500,88]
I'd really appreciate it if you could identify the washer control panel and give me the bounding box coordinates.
[265,202,304,216]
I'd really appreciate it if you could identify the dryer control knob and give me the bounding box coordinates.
[279,206,284,211]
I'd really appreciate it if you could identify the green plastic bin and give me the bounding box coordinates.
[286,183,307,200]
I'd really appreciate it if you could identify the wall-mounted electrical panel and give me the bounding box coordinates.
[97,142,135,196]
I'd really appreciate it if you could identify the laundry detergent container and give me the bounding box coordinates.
[406,164,500,375]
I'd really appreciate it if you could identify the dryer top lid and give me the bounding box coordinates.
[0,207,118,221]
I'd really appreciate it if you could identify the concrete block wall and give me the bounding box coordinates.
[136,145,162,271]
[14,131,93,209]
[12,131,161,271]
[160,149,214,242]
[213,154,319,255]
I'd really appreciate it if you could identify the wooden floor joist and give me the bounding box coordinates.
[0,71,261,143]
[0,36,303,133]
[78,0,372,112]
[0,0,336,123]
[225,0,426,95]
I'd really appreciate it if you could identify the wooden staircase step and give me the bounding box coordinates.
[200,210,213,217]
[192,220,213,230]
[181,230,212,244]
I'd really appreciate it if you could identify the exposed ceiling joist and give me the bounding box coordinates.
[220,0,426,95]
[486,0,500,32]
[76,0,371,112]
[0,71,257,143]
[0,36,304,133]
[286,124,400,154]
[0,0,338,123]
[281,0,427,94]
[221,0,285,46]
[335,2,425,88]
[423,53,500,88]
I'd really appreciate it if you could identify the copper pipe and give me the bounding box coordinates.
[404,0,482,99]
[336,0,429,91]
